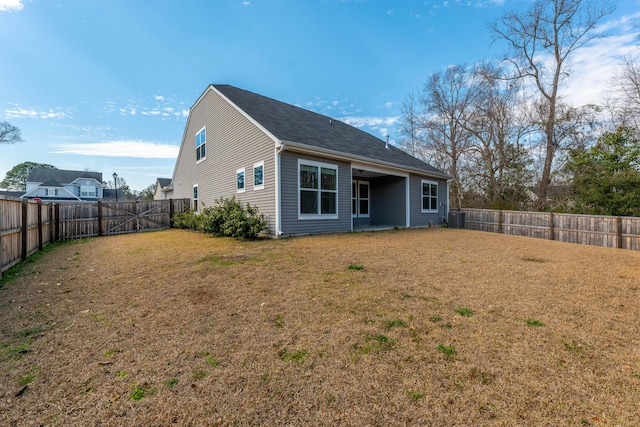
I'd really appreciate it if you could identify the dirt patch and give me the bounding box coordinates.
[1,228,639,426]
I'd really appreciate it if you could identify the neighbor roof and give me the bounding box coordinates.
[212,85,450,179]
[28,168,103,184]
[157,178,172,188]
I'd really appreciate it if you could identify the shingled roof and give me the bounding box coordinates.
[157,178,172,188]
[213,85,449,179]
[28,168,102,184]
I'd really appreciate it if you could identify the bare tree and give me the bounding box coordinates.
[0,122,24,145]
[490,0,615,210]
[463,65,535,209]
[417,64,485,209]
[606,54,640,128]
[396,89,422,158]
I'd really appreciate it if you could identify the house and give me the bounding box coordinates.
[22,169,104,201]
[153,178,172,200]
[166,85,451,236]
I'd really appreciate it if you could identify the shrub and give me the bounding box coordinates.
[173,197,267,240]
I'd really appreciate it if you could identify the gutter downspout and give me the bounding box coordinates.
[275,143,286,236]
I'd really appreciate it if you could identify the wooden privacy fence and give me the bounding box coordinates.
[462,208,640,251]
[0,197,189,276]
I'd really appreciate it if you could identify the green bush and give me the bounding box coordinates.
[173,197,267,240]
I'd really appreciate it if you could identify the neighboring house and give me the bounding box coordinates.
[167,84,451,236]
[153,178,172,200]
[22,169,104,201]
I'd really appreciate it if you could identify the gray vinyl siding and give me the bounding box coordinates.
[280,151,351,236]
[171,87,276,232]
[409,174,447,227]
[370,175,406,227]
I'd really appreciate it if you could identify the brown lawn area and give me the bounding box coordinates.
[1,228,639,426]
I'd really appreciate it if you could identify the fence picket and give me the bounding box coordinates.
[1,198,188,276]
[462,208,640,251]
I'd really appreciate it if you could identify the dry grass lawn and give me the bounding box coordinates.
[1,228,639,426]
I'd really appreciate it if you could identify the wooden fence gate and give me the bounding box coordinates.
[2,198,189,276]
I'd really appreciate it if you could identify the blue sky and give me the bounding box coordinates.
[1,0,638,192]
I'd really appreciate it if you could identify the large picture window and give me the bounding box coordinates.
[421,179,438,212]
[299,160,338,218]
[196,127,206,161]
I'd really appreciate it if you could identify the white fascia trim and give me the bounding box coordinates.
[282,140,450,181]
[61,187,82,200]
[351,161,409,178]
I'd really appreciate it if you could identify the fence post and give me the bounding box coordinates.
[135,201,140,231]
[97,201,103,236]
[21,199,28,261]
[497,210,503,234]
[48,203,54,244]
[54,203,60,241]
[617,216,623,249]
[37,200,43,251]
[548,212,554,240]
[169,199,175,228]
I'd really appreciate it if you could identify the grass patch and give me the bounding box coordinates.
[437,344,457,360]
[408,390,423,402]
[523,318,545,327]
[522,257,545,263]
[192,368,208,380]
[131,382,156,401]
[278,349,308,362]
[348,264,364,270]
[165,378,179,389]
[206,356,220,367]
[454,307,473,317]
[0,240,74,288]
[385,318,407,329]
[16,326,43,338]
[429,316,443,322]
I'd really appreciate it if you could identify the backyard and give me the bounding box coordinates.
[0,228,639,426]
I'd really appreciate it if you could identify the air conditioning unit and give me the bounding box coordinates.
[448,212,466,229]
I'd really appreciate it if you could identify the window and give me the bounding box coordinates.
[236,168,245,193]
[193,185,199,211]
[421,180,438,212]
[299,160,338,218]
[46,188,58,196]
[253,161,264,190]
[196,127,206,161]
[352,180,369,218]
[80,185,96,197]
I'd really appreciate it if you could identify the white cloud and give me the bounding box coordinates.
[341,115,400,128]
[154,95,165,101]
[563,32,639,106]
[384,102,392,108]
[4,104,71,119]
[51,140,179,159]
[0,0,24,12]
[242,1,250,5]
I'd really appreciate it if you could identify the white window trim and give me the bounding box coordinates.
[193,184,199,211]
[421,179,439,213]
[253,161,265,191]
[352,180,370,218]
[236,167,246,193]
[196,126,206,164]
[297,158,339,220]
